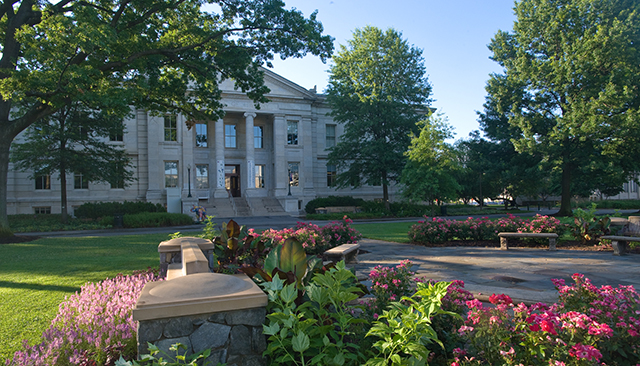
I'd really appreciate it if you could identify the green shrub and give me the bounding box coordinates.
[572,199,640,209]
[121,213,193,228]
[74,201,166,220]
[304,196,366,214]
[8,214,109,233]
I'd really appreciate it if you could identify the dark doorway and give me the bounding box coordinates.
[225,165,241,197]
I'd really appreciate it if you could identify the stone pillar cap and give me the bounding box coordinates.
[133,273,267,321]
[158,237,213,253]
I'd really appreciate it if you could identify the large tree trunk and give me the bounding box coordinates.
[557,161,574,217]
[0,138,12,237]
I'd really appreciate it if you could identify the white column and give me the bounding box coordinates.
[214,118,227,198]
[301,116,314,195]
[244,112,256,194]
[273,114,287,197]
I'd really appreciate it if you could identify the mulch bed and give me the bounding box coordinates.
[0,235,41,244]
[416,239,640,254]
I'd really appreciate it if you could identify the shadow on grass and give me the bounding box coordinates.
[0,280,80,293]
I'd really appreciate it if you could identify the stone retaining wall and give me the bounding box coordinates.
[137,307,266,366]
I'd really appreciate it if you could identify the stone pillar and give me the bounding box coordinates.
[301,116,314,196]
[214,118,227,198]
[244,112,256,196]
[273,114,287,197]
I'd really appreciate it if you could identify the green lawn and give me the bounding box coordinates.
[0,233,170,362]
[352,222,418,243]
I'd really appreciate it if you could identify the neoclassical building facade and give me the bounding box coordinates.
[7,69,397,217]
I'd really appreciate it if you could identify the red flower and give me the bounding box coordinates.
[540,320,557,335]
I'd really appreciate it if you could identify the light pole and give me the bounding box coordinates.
[187,164,192,198]
[288,168,292,196]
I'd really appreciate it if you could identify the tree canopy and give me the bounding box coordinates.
[0,0,334,236]
[487,0,640,216]
[326,26,432,209]
[401,113,459,211]
[11,102,134,222]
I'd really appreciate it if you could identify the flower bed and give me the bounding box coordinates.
[8,269,160,366]
[409,214,567,244]
[252,215,362,255]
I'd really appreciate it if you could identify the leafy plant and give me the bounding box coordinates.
[570,203,611,244]
[115,342,222,366]
[198,216,219,241]
[365,281,457,366]
[261,261,366,366]
[211,219,271,274]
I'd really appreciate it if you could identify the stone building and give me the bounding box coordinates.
[7,69,396,217]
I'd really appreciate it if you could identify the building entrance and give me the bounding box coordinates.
[225,165,241,197]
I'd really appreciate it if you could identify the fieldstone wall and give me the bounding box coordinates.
[137,307,266,366]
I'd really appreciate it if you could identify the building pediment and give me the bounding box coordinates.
[218,68,318,102]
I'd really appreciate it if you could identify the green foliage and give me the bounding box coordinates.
[198,216,219,241]
[8,214,108,232]
[261,262,366,366]
[0,0,333,234]
[108,212,193,228]
[401,114,460,206]
[365,281,458,366]
[75,201,166,220]
[304,196,366,214]
[326,26,432,207]
[570,203,612,244]
[115,342,221,366]
[486,0,640,216]
[11,102,135,221]
[573,199,640,210]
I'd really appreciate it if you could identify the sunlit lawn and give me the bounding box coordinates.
[0,233,171,362]
[352,222,418,243]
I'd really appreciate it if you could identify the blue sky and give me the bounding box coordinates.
[268,0,517,140]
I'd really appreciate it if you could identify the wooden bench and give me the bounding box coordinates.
[498,232,559,250]
[600,235,640,256]
[323,243,361,264]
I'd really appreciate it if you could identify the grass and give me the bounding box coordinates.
[352,222,417,243]
[0,233,170,363]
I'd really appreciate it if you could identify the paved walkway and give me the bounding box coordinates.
[352,239,640,305]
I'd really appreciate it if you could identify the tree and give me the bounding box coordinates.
[487,0,640,216]
[326,26,432,210]
[11,102,134,223]
[0,0,333,236]
[401,113,459,214]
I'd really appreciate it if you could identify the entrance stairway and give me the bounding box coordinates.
[198,196,287,217]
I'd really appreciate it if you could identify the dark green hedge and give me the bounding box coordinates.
[572,199,640,210]
[100,212,193,228]
[74,201,165,219]
[304,196,366,214]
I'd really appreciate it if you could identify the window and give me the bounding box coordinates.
[255,165,265,188]
[327,165,337,187]
[288,162,299,187]
[34,207,51,214]
[164,115,177,142]
[109,131,123,142]
[74,173,88,189]
[164,161,178,188]
[195,123,207,147]
[631,180,638,193]
[225,124,236,148]
[254,126,264,148]
[79,126,90,140]
[326,125,336,148]
[110,163,125,189]
[287,121,298,145]
[196,164,208,189]
[35,174,50,190]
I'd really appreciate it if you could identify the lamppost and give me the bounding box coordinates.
[288,168,292,196]
[187,164,192,198]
